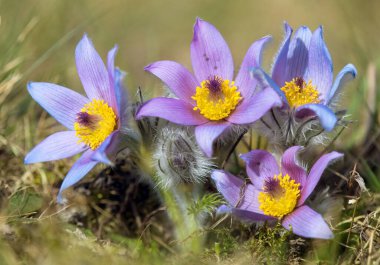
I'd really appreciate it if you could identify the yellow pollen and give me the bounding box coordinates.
[191,78,242,121]
[74,99,117,150]
[258,174,300,219]
[280,78,320,108]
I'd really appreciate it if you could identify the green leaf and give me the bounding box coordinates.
[187,193,224,217]
[7,190,43,216]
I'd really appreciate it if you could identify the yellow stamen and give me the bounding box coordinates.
[281,77,320,108]
[258,174,300,219]
[74,99,117,150]
[191,76,242,121]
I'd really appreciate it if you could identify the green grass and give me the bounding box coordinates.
[1,0,380,264]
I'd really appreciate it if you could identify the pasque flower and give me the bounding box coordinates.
[255,22,357,131]
[25,34,128,202]
[136,18,282,157]
[212,146,343,239]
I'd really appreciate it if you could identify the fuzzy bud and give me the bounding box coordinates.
[153,127,213,188]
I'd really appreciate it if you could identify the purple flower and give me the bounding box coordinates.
[255,22,357,131]
[136,18,282,157]
[212,146,343,239]
[25,34,128,203]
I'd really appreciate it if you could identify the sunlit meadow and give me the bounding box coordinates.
[1,0,380,264]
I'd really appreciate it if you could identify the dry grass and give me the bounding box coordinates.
[1,0,380,264]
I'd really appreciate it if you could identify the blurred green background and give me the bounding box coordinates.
[2,0,378,94]
[1,0,380,264]
[3,0,379,145]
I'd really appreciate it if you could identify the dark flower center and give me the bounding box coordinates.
[76,112,99,129]
[205,75,223,94]
[263,178,284,199]
[191,75,241,120]
[280,77,320,108]
[258,174,301,218]
[294,77,305,91]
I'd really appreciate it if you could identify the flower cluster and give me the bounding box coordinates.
[25,18,356,239]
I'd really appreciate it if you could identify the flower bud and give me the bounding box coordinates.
[153,127,213,188]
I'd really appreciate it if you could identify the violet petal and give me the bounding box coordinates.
[281,146,307,187]
[296,103,337,132]
[91,130,120,165]
[211,170,264,215]
[271,22,293,86]
[191,18,233,82]
[304,26,333,101]
[251,67,287,104]
[282,205,333,239]
[327,64,357,104]
[285,26,312,81]
[114,68,128,128]
[106,45,119,114]
[227,87,282,124]
[27,82,89,130]
[24,131,87,164]
[145,60,199,103]
[240,150,280,189]
[135,97,208,125]
[217,205,273,222]
[57,149,98,203]
[75,34,112,103]
[195,122,230,157]
[298,151,343,205]
[235,36,272,99]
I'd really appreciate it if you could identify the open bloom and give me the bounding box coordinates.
[136,18,281,157]
[256,22,356,131]
[212,146,343,239]
[25,34,128,202]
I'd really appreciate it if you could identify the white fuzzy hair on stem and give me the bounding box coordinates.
[153,126,214,188]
